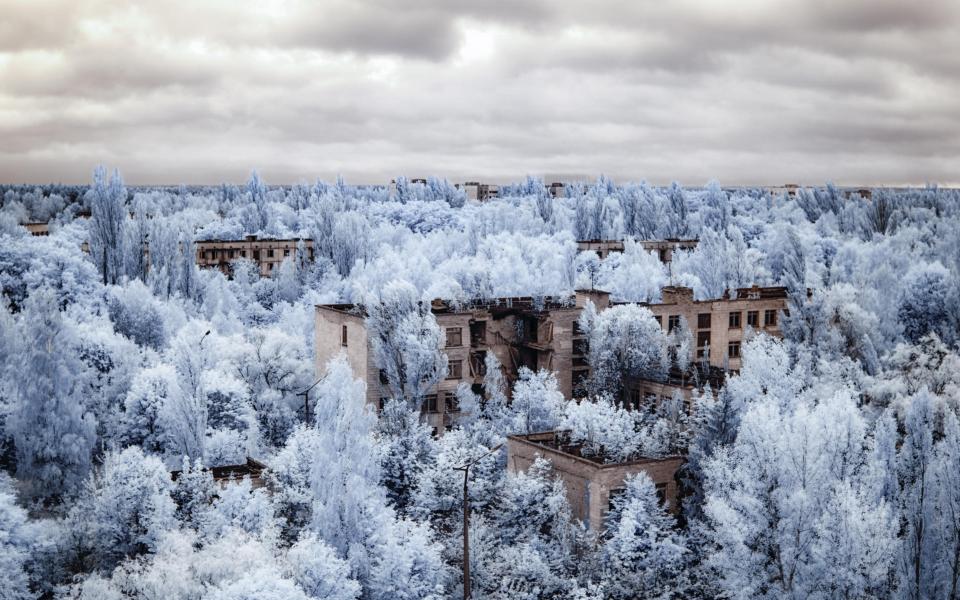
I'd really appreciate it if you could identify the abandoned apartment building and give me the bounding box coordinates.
[507,431,684,531]
[619,284,788,409]
[575,238,699,262]
[315,290,610,434]
[194,235,314,278]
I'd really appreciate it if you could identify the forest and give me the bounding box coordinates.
[1,170,960,599]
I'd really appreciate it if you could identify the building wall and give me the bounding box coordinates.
[576,239,699,262]
[314,296,596,433]
[196,236,313,277]
[507,433,683,531]
[644,286,787,371]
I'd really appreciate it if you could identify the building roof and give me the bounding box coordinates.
[508,430,683,468]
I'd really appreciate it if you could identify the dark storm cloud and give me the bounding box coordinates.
[0,0,957,185]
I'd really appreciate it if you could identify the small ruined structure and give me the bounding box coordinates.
[507,431,683,531]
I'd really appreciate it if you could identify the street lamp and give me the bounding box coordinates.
[454,443,504,600]
[296,375,326,425]
[198,330,211,347]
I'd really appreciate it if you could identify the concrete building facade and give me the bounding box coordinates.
[637,285,788,373]
[195,235,313,277]
[315,291,607,433]
[576,239,699,262]
[507,431,683,531]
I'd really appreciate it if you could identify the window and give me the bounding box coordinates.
[728,311,741,329]
[447,360,463,379]
[284,249,290,257]
[655,482,668,506]
[697,331,711,348]
[697,313,711,329]
[446,327,462,347]
[653,315,662,328]
[697,331,710,359]
[268,249,274,258]
[379,369,389,384]
[444,392,459,413]
[728,341,741,358]
[340,325,348,346]
[253,250,260,260]
[668,315,680,332]
[764,309,777,327]
[747,310,759,327]
[628,388,641,410]
[423,395,439,413]
[608,488,626,511]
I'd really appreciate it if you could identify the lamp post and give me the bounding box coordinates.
[296,375,326,425]
[453,443,503,600]
[198,330,211,348]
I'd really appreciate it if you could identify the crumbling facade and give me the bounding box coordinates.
[576,239,699,262]
[507,431,683,531]
[195,235,313,277]
[639,285,787,372]
[315,291,607,433]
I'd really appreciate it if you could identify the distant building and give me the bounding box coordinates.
[170,457,268,490]
[195,235,313,278]
[314,291,608,434]
[507,431,683,531]
[640,284,787,372]
[576,238,699,262]
[23,222,50,236]
[458,181,500,201]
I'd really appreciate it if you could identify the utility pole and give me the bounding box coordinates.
[296,375,326,425]
[453,443,503,600]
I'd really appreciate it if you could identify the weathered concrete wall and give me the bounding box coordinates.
[508,433,683,531]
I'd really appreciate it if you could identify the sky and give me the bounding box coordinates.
[1,0,958,186]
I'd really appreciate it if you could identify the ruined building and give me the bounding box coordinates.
[507,431,683,531]
[195,235,313,277]
[576,238,699,262]
[315,291,608,433]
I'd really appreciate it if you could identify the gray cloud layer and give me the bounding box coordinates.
[0,0,957,185]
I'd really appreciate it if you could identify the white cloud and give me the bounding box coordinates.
[0,0,957,185]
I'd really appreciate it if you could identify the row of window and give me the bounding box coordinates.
[201,247,313,261]
[378,392,461,414]
[657,309,778,332]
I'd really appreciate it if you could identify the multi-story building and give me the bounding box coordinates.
[638,285,787,373]
[314,291,608,433]
[576,239,699,262]
[507,431,683,531]
[195,235,313,277]
[23,222,50,236]
[458,181,500,201]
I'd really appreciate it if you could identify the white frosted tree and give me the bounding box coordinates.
[602,473,688,599]
[308,354,447,597]
[364,280,447,409]
[287,532,361,600]
[507,368,566,435]
[161,325,209,461]
[68,446,175,573]
[7,289,96,499]
[586,303,668,399]
[0,473,31,600]
[87,165,127,286]
[701,390,898,599]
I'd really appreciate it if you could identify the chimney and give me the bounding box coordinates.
[575,289,611,309]
[661,286,694,304]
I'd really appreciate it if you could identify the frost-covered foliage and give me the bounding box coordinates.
[3,171,960,598]
[581,302,669,398]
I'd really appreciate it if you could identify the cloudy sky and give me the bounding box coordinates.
[1,0,958,186]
